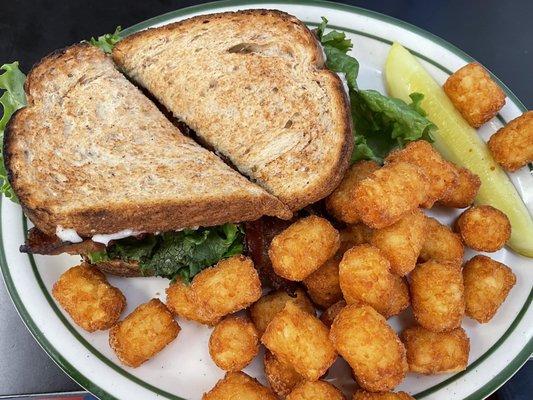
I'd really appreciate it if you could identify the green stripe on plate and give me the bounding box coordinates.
[1,1,531,399]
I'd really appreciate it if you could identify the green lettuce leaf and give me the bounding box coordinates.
[317,18,358,90]
[323,46,359,90]
[317,19,436,163]
[350,90,436,162]
[89,26,122,53]
[87,251,109,264]
[91,224,244,282]
[0,62,26,202]
[109,235,158,262]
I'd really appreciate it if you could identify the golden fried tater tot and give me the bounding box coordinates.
[261,302,336,381]
[264,350,303,397]
[455,205,511,252]
[52,263,125,332]
[353,390,414,400]
[443,62,506,128]
[401,326,469,374]
[208,316,259,371]
[338,223,374,255]
[463,255,516,323]
[385,275,410,319]
[303,258,343,309]
[329,304,407,392]
[203,371,277,400]
[320,300,347,328]
[488,111,533,171]
[353,162,429,229]
[250,288,315,335]
[269,216,340,281]
[438,166,481,208]
[339,245,395,316]
[410,261,465,332]
[326,161,381,223]
[370,209,427,276]
[193,256,262,316]
[109,299,180,367]
[166,256,261,325]
[286,380,345,400]
[419,217,464,265]
[165,281,220,325]
[386,141,458,208]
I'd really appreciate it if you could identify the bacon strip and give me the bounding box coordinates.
[20,227,105,255]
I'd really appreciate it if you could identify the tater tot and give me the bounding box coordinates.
[261,302,336,381]
[386,141,458,208]
[193,256,262,316]
[455,205,511,252]
[269,216,340,281]
[443,62,506,128]
[250,288,315,335]
[109,299,180,367]
[353,390,414,400]
[401,326,469,374]
[338,223,374,255]
[438,166,481,208]
[353,162,429,229]
[303,258,343,309]
[166,256,261,325]
[52,263,125,332]
[488,111,533,171]
[463,255,516,323]
[410,261,465,332]
[370,209,427,276]
[329,304,407,392]
[320,300,347,328]
[339,245,395,316]
[165,281,220,325]
[203,371,277,400]
[208,316,259,371]
[419,217,464,265]
[385,275,410,319]
[286,380,345,400]
[264,350,303,397]
[326,160,380,223]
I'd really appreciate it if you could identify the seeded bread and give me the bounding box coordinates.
[5,44,290,237]
[113,10,353,211]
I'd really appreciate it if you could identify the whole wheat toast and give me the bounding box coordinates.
[5,44,290,237]
[113,10,353,211]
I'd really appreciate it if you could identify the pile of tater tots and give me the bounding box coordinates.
[51,136,518,399]
[50,61,530,399]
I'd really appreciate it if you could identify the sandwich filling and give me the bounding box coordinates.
[23,224,244,282]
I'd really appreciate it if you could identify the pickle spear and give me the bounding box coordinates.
[385,42,533,257]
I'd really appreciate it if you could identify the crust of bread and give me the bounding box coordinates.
[113,10,353,211]
[5,44,291,237]
[91,259,143,277]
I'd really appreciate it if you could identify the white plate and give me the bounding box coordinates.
[1,1,532,399]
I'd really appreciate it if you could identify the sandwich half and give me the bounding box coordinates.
[112,9,353,211]
[5,43,290,240]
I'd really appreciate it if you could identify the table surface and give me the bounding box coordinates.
[0,0,531,398]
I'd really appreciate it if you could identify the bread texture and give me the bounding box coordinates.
[113,10,353,211]
[5,44,290,237]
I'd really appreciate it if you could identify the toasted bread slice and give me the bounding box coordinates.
[5,44,290,237]
[113,10,353,211]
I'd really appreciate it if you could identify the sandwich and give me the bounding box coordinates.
[5,10,353,281]
[112,10,353,211]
